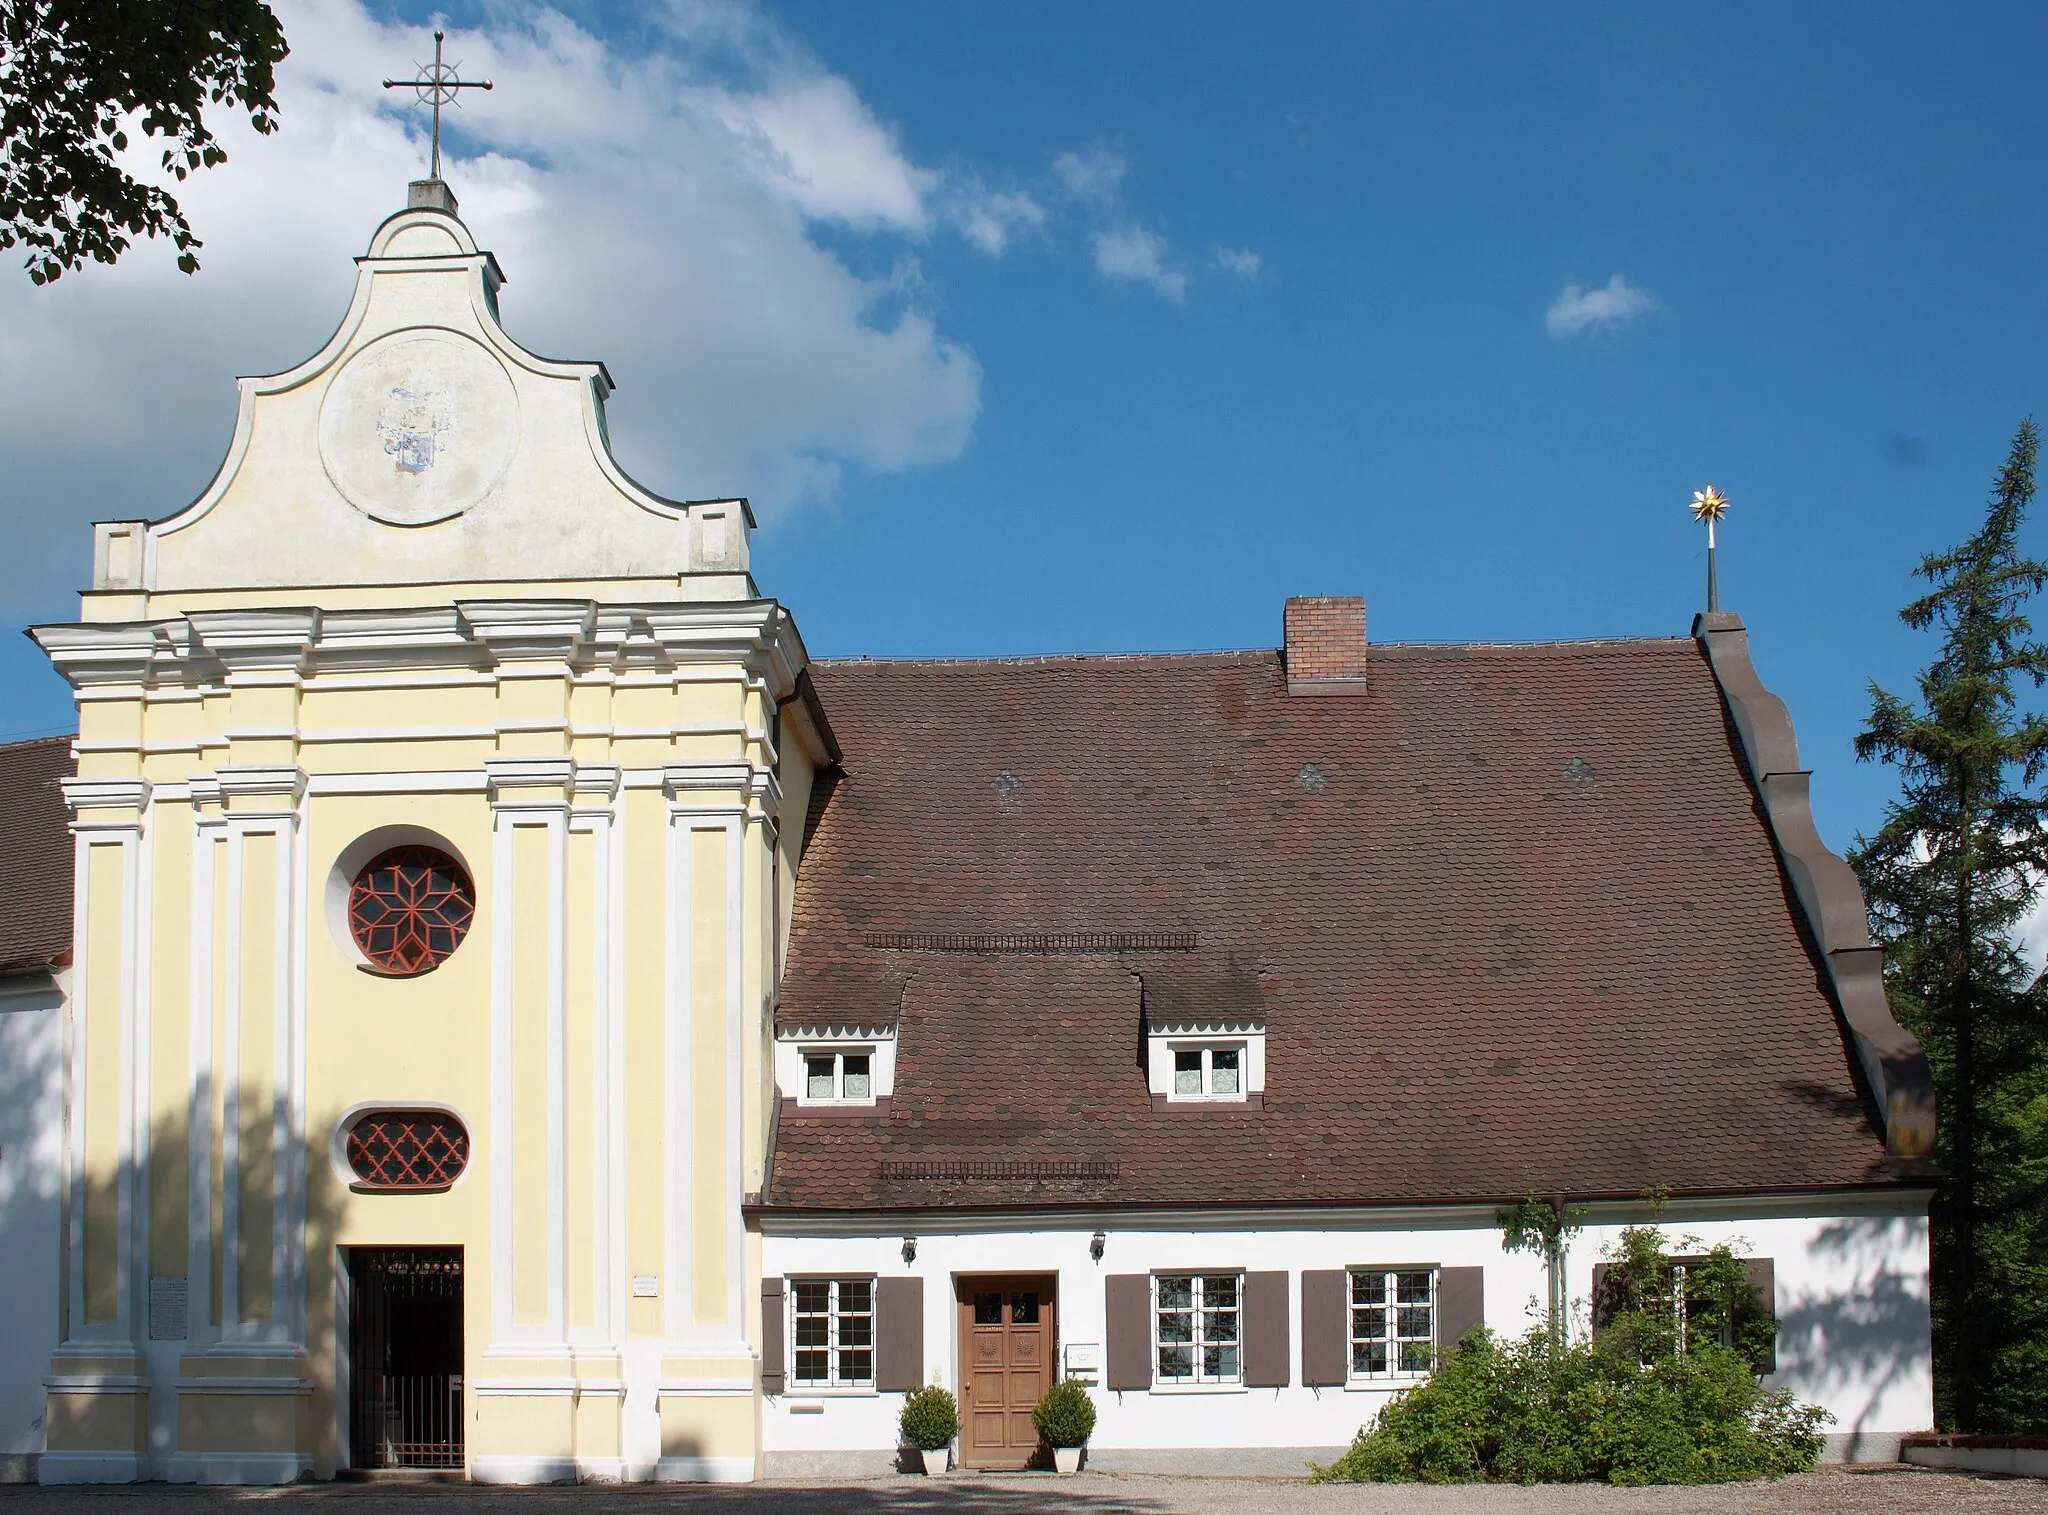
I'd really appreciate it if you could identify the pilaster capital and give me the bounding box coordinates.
[487,756,577,810]
[661,761,751,810]
[214,765,308,815]
[571,762,622,801]
[61,776,151,823]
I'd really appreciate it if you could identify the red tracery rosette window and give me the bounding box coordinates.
[347,846,474,975]
[346,1111,470,1192]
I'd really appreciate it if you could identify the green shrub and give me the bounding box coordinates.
[1031,1378,1097,1448]
[899,1382,958,1451]
[1311,1220,1829,1486]
[1309,1328,1827,1485]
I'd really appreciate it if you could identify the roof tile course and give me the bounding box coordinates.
[0,735,74,973]
[768,640,1893,1211]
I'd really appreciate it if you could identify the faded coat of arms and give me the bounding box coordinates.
[377,381,455,474]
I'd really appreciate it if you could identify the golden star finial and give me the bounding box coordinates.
[1690,486,1729,525]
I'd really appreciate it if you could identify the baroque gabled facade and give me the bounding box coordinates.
[5,183,1940,1484]
[27,184,832,1483]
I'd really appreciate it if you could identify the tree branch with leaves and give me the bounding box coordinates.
[0,0,288,284]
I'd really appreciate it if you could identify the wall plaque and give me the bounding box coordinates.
[149,1275,188,1341]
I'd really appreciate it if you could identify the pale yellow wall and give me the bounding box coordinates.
[46,582,824,1482]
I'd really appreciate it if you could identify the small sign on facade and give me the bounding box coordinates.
[149,1275,188,1341]
[631,1274,659,1298]
[1063,1341,1100,1383]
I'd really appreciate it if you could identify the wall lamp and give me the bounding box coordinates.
[1089,1230,1106,1262]
[902,1236,917,1265]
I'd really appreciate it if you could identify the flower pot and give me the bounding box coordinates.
[1053,1445,1083,1475]
[920,1447,948,1476]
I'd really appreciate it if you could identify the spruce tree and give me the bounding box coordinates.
[1850,418,2048,1431]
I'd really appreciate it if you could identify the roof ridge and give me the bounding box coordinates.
[813,635,1693,669]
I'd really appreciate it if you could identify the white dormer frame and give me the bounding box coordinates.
[776,1023,897,1107]
[1147,1016,1266,1103]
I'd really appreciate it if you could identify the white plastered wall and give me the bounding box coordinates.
[759,1193,1933,1475]
[0,971,67,1481]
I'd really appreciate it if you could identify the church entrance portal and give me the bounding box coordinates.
[346,1247,465,1471]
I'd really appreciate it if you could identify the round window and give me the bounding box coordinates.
[347,846,474,975]
[345,1111,470,1192]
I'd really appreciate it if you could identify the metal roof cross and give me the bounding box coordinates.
[384,30,493,183]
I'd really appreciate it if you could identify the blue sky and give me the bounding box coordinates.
[3,1,2045,856]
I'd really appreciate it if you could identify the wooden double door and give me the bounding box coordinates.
[956,1274,1056,1469]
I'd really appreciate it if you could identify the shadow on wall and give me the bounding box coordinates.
[1773,1214,1932,1458]
[62,1092,342,1480]
[0,976,64,1474]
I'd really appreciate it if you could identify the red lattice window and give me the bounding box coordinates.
[346,1111,470,1192]
[348,846,474,975]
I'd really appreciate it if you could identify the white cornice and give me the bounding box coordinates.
[185,609,321,672]
[60,776,151,813]
[459,599,601,661]
[32,623,173,687]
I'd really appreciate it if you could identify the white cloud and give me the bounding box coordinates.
[1545,274,1658,339]
[1092,225,1189,304]
[1052,146,1127,204]
[1214,247,1261,280]
[708,74,936,232]
[944,178,1047,256]
[1053,144,1190,303]
[0,0,1004,616]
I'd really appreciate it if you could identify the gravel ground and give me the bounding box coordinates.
[0,1467,2042,1515]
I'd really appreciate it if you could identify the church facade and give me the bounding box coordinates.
[5,185,1938,1483]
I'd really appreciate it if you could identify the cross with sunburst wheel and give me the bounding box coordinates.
[384,30,493,183]
[1691,486,1729,613]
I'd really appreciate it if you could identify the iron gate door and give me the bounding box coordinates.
[347,1247,464,1470]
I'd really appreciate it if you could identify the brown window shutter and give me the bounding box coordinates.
[1436,1266,1484,1359]
[761,1277,786,1392]
[1242,1271,1290,1387]
[1301,1269,1347,1386]
[1105,1274,1152,1390]
[1742,1257,1777,1373]
[876,1276,924,1392]
[1590,1261,1614,1336]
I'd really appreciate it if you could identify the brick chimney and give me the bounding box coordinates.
[1283,596,1368,695]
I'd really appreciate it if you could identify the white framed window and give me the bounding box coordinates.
[790,1277,874,1387]
[1154,1273,1241,1384]
[1171,1044,1243,1099]
[1349,1267,1436,1378]
[1146,1018,1264,1102]
[800,1049,873,1105]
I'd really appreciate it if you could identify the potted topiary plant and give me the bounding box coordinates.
[1032,1377,1096,1474]
[899,1381,958,1475]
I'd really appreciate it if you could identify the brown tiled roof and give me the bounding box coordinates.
[0,735,73,974]
[767,640,1897,1211]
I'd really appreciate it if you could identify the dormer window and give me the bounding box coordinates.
[1174,1046,1241,1098]
[1148,1017,1265,1104]
[777,1023,896,1109]
[804,1050,872,1104]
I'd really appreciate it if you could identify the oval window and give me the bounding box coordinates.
[345,1111,470,1192]
[347,845,474,975]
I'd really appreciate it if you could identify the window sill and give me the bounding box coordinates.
[1344,1375,1429,1391]
[1148,1381,1247,1395]
[779,1096,893,1120]
[1150,1092,1264,1112]
[778,1386,879,1400]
